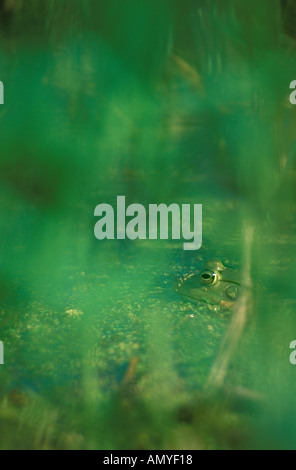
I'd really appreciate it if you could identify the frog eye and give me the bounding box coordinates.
[199,270,218,286]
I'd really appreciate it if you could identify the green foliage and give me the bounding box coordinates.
[0,0,296,450]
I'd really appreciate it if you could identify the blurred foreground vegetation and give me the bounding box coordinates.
[0,0,296,449]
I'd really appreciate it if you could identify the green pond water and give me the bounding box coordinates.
[0,0,296,450]
[1,166,295,449]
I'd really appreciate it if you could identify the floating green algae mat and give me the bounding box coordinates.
[0,0,296,450]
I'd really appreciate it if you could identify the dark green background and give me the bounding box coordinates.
[0,0,296,449]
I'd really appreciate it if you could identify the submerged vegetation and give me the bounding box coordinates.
[0,0,296,449]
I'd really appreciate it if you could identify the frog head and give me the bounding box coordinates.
[176,259,240,307]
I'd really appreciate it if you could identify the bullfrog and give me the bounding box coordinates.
[176,259,240,310]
